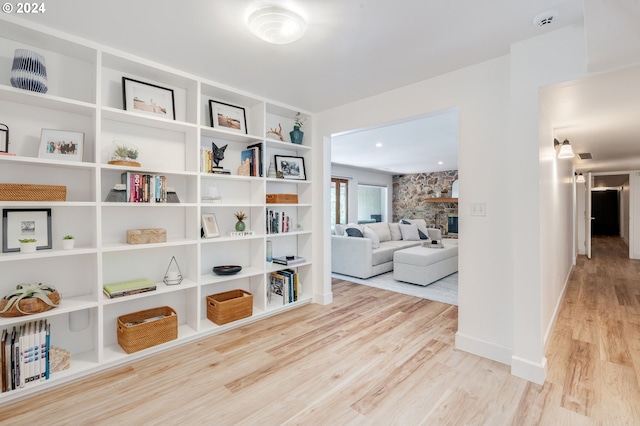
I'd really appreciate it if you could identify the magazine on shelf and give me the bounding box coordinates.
[272,256,306,266]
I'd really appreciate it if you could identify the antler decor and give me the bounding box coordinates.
[267,123,284,141]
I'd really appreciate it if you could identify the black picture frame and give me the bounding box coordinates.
[122,77,176,120]
[274,155,306,180]
[209,100,247,134]
[2,208,52,252]
[0,123,8,153]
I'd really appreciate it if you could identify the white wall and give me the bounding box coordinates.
[312,24,588,384]
[632,172,640,259]
[509,25,587,383]
[331,164,393,224]
[622,181,630,244]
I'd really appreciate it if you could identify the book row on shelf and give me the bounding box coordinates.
[1,320,51,393]
[120,172,168,203]
[266,209,292,234]
[268,270,301,305]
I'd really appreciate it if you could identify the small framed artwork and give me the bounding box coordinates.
[274,155,306,180]
[209,100,247,134]
[0,123,8,153]
[122,77,176,120]
[39,129,84,162]
[2,208,52,252]
[201,213,220,238]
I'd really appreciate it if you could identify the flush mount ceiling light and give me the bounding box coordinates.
[554,138,575,159]
[247,7,307,45]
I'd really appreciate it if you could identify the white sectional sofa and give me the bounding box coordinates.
[331,220,434,279]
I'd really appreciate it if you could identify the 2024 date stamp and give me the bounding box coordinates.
[2,2,46,13]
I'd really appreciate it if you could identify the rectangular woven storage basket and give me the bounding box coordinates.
[207,290,253,325]
[0,183,66,201]
[117,306,177,353]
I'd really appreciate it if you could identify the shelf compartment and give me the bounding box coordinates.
[0,18,97,104]
[200,82,265,137]
[100,167,198,204]
[102,279,198,305]
[101,52,198,124]
[0,85,96,115]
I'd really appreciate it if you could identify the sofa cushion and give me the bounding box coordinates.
[363,225,381,248]
[371,245,397,266]
[346,227,364,237]
[399,223,420,241]
[389,223,402,240]
[401,219,428,239]
[366,222,391,242]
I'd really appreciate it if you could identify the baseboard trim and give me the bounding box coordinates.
[455,331,512,365]
[314,291,333,305]
[511,355,547,385]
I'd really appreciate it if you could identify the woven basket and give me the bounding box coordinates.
[0,183,66,201]
[0,291,61,317]
[117,306,177,354]
[207,290,253,325]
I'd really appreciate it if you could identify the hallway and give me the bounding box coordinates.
[542,236,640,423]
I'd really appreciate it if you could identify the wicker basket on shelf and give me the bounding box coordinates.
[117,306,177,353]
[206,290,253,325]
[0,183,66,201]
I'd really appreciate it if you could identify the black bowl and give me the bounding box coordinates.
[212,265,242,275]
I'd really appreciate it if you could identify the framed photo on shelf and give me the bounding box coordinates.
[38,129,84,162]
[122,77,176,120]
[209,100,247,134]
[274,155,306,180]
[0,123,8,153]
[201,213,220,238]
[2,208,52,253]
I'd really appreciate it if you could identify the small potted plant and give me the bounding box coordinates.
[0,283,61,317]
[234,211,246,232]
[62,235,75,250]
[108,142,140,167]
[19,238,37,253]
[290,112,307,144]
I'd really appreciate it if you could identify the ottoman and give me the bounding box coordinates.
[393,244,458,286]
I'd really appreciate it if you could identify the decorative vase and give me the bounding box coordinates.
[20,242,37,253]
[267,162,277,178]
[235,220,246,232]
[290,126,304,144]
[10,49,48,94]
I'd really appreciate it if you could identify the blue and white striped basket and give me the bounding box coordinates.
[10,49,48,93]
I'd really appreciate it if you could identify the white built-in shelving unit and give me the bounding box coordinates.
[0,16,313,403]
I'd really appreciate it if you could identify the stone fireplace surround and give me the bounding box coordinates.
[392,170,458,235]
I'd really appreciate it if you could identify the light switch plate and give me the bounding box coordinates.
[470,202,486,216]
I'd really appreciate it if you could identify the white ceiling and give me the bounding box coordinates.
[16,0,640,175]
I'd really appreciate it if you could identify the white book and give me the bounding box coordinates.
[39,320,46,381]
[19,324,26,388]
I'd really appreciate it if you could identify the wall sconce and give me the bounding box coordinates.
[554,138,574,159]
[575,172,585,183]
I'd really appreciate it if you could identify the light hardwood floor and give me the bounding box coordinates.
[0,236,638,425]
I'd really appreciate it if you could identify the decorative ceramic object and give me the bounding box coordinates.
[212,265,242,275]
[0,283,61,317]
[290,126,304,144]
[234,211,246,232]
[267,162,277,178]
[10,49,48,93]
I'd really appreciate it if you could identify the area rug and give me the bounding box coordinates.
[332,271,458,306]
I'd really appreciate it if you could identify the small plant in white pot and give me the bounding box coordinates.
[62,235,75,250]
[19,238,37,253]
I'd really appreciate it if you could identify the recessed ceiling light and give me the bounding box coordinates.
[375,142,382,147]
[247,7,307,45]
[437,161,443,165]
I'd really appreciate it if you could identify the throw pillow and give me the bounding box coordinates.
[345,227,364,237]
[363,226,381,249]
[402,218,429,238]
[399,223,420,241]
[389,223,402,240]
[366,222,391,242]
[427,228,442,241]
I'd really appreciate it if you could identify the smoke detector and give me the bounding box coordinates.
[533,10,558,27]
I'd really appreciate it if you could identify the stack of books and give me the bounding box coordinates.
[120,172,168,203]
[272,255,306,266]
[240,143,262,177]
[103,278,157,299]
[268,269,301,305]
[1,320,51,392]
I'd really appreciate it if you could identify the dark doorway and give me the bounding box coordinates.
[591,190,619,236]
